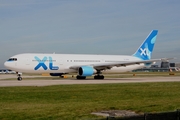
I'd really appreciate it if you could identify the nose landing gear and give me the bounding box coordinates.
[17,73,22,81]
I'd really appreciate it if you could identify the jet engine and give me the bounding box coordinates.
[78,66,96,76]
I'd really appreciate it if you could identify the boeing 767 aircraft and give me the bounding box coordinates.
[4,30,167,80]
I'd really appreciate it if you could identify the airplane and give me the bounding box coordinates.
[4,30,167,80]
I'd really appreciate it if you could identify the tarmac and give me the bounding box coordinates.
[0,74,180,87]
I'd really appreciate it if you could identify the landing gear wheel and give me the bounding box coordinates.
[17,77,22,81]
[76,75,86,79]
[94,75,104,79]
[17,74,22,81]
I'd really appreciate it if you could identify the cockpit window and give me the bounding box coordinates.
[8,58,17,61]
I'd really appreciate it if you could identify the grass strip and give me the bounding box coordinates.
[0,82,180,120]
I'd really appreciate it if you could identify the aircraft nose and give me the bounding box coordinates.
[4,61,9,68]
[4,61,14,69]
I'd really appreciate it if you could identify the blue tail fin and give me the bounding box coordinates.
[133,30,158,60]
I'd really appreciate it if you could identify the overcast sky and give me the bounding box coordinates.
[0,0,180,68]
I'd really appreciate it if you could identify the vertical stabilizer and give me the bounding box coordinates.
[133,30,158,60]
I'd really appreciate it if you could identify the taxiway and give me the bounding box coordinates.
[0,74,180,87]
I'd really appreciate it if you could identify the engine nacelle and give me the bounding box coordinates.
[78,66,96,76]
[50,73,64,76]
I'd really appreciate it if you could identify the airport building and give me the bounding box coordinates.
[133,62,180,72]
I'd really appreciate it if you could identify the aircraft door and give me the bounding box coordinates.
[25,58,30,65]
[58,59,63,65]
[58,59,64,68]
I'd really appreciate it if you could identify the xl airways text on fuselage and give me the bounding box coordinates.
[4,30,164,80]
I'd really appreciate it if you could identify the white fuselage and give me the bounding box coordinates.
[4,53,145,74]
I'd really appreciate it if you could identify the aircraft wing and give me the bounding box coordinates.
[90,59,161,70]
[70,58,172,71]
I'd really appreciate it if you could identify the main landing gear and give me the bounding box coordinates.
[76,75,104,80]
[94,75,104,79]
[76,75,86,79]
[94,70,104,79]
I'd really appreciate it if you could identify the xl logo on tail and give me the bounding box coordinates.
[140,48,150,56]
[34,56,59,70]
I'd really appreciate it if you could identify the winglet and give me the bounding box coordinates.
[133,30,158,60]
